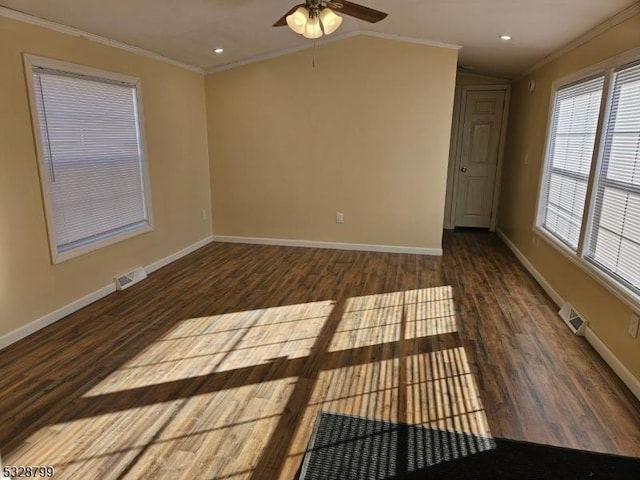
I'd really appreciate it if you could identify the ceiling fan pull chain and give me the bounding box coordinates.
[312,41,316,68]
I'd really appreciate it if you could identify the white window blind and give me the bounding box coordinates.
[587,61,640,294]
[30,66,150,258]
[539,75,604,250]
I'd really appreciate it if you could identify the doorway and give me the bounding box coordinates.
[446,85,510,230]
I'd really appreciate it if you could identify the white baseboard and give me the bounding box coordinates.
[496,228,640,401]
[0,235,214,351]
[496,228,563,307]
[585,327,640,401]
[146,235,214,273]
[212,235,442,256]
[0,284,115,351]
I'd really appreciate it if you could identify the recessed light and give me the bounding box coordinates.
[213,47,224,54]
[499,34,512,41]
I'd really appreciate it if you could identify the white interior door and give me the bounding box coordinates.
[454,89,506,228]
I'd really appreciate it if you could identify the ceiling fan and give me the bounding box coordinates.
[274,0,388,39]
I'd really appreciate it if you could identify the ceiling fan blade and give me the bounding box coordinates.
[273,4,305,26]
[328,1,388,23]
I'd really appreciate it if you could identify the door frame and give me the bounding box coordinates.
[446,84,511,231]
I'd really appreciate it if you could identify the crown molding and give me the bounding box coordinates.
[518,2,640,79]
[205,30,461,74]
[359,31,462,51]
[0,6,203,74]
[205,30,361,74]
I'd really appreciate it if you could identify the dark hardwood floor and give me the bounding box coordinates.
[1,230,639,479]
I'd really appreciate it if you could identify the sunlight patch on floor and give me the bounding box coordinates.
[405,287,458,339]
[5,287,489,479]
[83,301,334,396]
[406,347,490,437]
[330,286,458,352]
[7,399,179,478]
[329,305,402,351]
[8,378,298,480]
[4,301,335,478]
[123,379,298,480]
[283,287,489,476]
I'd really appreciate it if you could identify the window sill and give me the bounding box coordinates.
[52,223,153,264]
[533,225,640,314]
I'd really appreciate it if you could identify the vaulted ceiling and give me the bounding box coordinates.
[1,0,638,78]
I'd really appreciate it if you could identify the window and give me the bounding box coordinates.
[537,56,640,307]
[538,75,604,250]
[586,62,640,294]
[25,56,152,263]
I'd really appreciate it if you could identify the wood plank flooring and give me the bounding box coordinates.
[1,230,639,479]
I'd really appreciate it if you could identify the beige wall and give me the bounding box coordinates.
[498,14,640,381]
[0,16,211,339]
[205,35,458,250]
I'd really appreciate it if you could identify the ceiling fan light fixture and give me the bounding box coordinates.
[303,16,323,39]
[274,1,387,37]
[286,6,309,34]
[319,8,343,35]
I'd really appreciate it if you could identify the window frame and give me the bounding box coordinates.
[23,54,154,264]
[584,60,640,294]
[536,73,606,252]
[534,46,640,312]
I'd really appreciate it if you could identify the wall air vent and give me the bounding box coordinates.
[114,266,147,291]
[558,302,587,336]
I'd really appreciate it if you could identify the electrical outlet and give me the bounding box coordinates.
[629,314,639,339]
[336,212,344,224]
[200,209,207,220]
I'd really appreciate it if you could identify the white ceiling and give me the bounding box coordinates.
[1,0,638,78]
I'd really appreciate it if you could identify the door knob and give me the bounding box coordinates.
[460,167,467,172]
